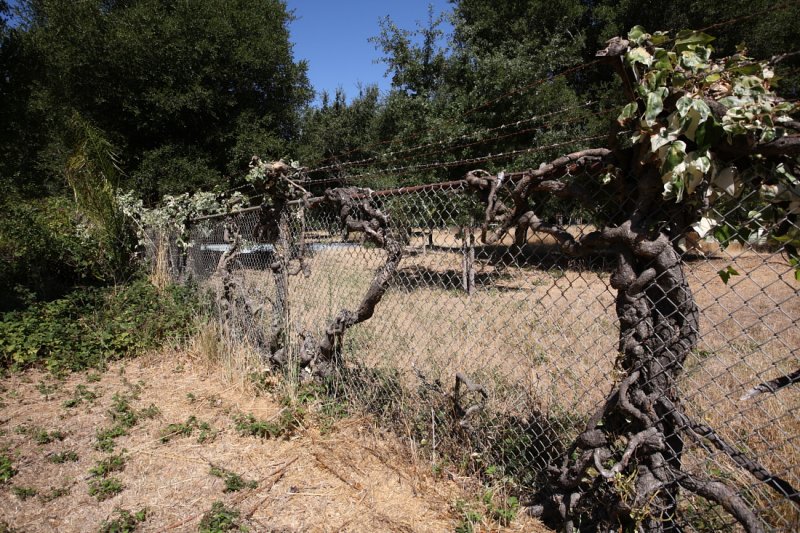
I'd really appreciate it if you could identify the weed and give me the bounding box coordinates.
[0,454,16,483]
[96,426,127,452]
[197,421,216,444]
[160,416,198,442]
[209,465,257,493]
[318,398,349,435]
[34,428,66,445]
[40,486,71,502]
[198,501,244,532]
[49,450,79,463]
[159,416,213,443]
[487,493,519,526]
[187,392,196,403]
[97,507,147,533]
[234,409,303,440]
[63,384,100,408]
[37,380,58,398]
[453,499,483,533]
[88,476,123,501]
[138,403,161,420]
[90,454,126,477]
[87,372,102,383]
[109,394,137,428]
[12,486,38,500]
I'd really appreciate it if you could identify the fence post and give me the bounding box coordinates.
[461,226,475,296]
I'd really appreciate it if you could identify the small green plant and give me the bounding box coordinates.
[12,486,38,500]
[49,450,79,463]
[198,501,244,532]
[109,394,138,428]
[234,408,303,440]
[37,380,59,398]
[90,454,126,477]
[138,403,160,420]
[482,490,519,527]
[40,486,71,502]
[88,476,124,501]
[0,454,16,483]
[186,392,196,403]
[160,416,199,443]
[34,428,66,445]
[97,507,147,533]
[96,426,127,452]
[209,465,257,493]
[453,499,483,533]
[197,421,216,444]
[63,384,100,408]
[87,372,102,383]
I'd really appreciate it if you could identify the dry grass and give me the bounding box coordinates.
[0,348,549,532]
[281,233,797,530]
[191,216,799,530]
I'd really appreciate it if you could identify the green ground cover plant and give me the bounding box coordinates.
[0,278,200,373]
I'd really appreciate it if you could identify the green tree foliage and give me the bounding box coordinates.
[299,0,799,191]
[1,0,310,199]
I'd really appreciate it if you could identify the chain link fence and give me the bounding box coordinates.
[154,179,798,531]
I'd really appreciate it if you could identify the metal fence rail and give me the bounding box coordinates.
[157,179,799,531]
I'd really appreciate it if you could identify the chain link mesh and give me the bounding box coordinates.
[154,181,798,531]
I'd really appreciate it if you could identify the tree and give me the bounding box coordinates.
[1,0,310,199]
[465,27,799,531]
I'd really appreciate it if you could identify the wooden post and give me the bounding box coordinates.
[461,226,475,296]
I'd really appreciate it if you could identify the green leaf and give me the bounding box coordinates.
[644,88,667,126]
[627,47,653,67]
[628,26,650,45]
[617,102,639,125]
[662,140,687,175]
[717,266,740,285]
[674,30,716,53]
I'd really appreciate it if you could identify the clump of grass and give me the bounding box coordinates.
[90,454,126,477]
[48,450,79,463]
[86,371,102,383]
[12,486,38,500]
[88,477,123,501]
[233,408,303,440]
[209,465,257,493]
[198,501,243,532]
[0,454,17,483]
[97,507,147,533]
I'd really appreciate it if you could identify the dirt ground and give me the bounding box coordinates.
[0,351,547,533]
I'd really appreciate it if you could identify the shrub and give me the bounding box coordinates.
[0,193,104,311]
[0,278,201,372]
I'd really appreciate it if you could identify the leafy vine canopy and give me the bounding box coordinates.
[613,26,799,275]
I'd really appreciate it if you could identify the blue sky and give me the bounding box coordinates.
[287,0,453,104]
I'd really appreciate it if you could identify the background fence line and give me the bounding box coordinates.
[153,173,799,532]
